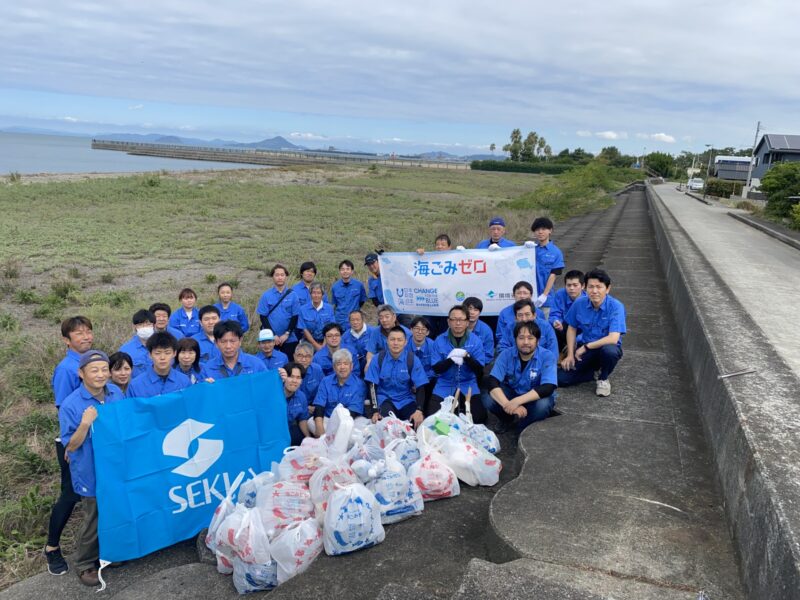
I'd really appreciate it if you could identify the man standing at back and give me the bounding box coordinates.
[476,216,515,249]
[44,316,93,576]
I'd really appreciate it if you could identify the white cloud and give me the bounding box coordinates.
[576,130,592,137]
[128,104,144,110]
[61,116,79,122]
[651,132,676,143]
[289,132,328,141]
[595,130,627,140]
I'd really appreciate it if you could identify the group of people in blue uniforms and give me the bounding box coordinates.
[44,214,626,586]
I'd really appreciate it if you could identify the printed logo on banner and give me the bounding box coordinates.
[455,291,465,301]
[162,419,223,478]
[487,290,496,298]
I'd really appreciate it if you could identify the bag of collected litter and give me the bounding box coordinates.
[407,445,460,501]
[346,431,385,464]
[375,412,415,448]
[325,404,355,458]
[232,556,278,594]
[213,503,248,562]
[206,490,236,554]
[385,436,420,472]
[323,483,385,555]
[238,471,276,508]
[350,458,385,484]
[233,507,272,565]
[367,448,423,524]
[270,518,323,584]
[309,458,359,522]
[278,444,324,483]
[269,480,314,526]
[434,433,501,487]
[464,421,501,454]
[419,396,465,442]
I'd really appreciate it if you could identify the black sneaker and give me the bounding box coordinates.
[44,547,69,576]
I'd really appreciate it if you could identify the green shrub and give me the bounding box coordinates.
[760,162,800,218]
[88,290,134,308]
[32,296,66,322]
[15,371,53,404]
[7,172,21,183]
[99,272,116,284]
[470,160,574,174]
[2,257,21,279]
[0,312,19,332]
[705,178,743,197]
[50,280,78,300]
[204,273,218,284]
[14,290,41,305]
[791,203,800,230]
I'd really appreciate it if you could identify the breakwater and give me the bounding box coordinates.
[91,140,469,169]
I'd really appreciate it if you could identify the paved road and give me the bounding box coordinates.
[652,184,800,377]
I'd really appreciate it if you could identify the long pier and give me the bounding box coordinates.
[91,140,470,170]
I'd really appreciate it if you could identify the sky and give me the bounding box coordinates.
[1,0,798,156]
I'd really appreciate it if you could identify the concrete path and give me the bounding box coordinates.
[651,184,800,377]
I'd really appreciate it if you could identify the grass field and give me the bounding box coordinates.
[0,162,636,588]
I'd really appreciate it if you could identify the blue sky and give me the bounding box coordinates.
[1,0,798,156]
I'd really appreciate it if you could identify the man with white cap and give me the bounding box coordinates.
[255,328,289,370]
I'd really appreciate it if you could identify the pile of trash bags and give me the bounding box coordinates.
[205,397,501,594]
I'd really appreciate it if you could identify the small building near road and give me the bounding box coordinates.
[751,134,800,180]
[713,156,751,181]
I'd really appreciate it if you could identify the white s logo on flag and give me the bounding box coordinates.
[162,419,224,478]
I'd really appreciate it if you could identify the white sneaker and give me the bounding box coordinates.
[596,379,611,397]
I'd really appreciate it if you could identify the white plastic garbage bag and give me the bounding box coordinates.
[325,404,355,457]
[238,471,276,508]
[350,458,385,484]
[233,508,272,565]
[367,449,423,524]
[206,492,236,554]
[346,432,385,464]
[434,433,501,487]
[279,445,323,483]
[269,480,314,526]
[323,483,385,555]
[214,503,248,562]
[464,422,501,455]
[407,449,460,501]
[270,518,323,584]
[375,412,414,448]
[232,556,278,594]
[309,458,359,522]
[385,436,420,472]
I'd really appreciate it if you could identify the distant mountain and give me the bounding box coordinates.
[1,126,90,137]
[465,153,501,161]
[229,136,302,151]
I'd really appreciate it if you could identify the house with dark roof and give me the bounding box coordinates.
[752,134,800,180]
[713,156,751,181]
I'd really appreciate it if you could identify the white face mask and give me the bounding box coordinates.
[136,326,155,341]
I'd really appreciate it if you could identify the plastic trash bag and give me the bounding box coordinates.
[375,412,414,448]
[232,556,278,594]
[325,404,355,457]
[234,508,272,565]
[269,480,314,526]
[367,449,423,524]
[206,492,236,554]
[385,436,421,472]
[214,503,248,562]
[464,422,501,455]
[346,432,385,465]
[434,433,501,487]
[309,458,359,522]
[278,445,323,483]
[407,449,460,501]
[323,483,385,555]
[270,518,323,584]
[238,471,276,508]
[350,458,385,484]
[215,551,233,575]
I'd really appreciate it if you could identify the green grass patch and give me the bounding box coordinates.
[14,290,41,305]
[0,313,19,333]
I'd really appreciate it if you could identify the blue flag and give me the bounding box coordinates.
[93,370,290,562]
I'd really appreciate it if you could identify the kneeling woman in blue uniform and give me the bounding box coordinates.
[486,320,558,433]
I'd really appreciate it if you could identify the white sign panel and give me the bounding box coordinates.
[379,247,536,316]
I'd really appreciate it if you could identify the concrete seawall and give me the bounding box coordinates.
[91,140,470,170]
[646,182,800,599]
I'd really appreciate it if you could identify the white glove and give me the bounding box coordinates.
[534,293,548,308]
[456,245,466,251]
[487,243,500,251]
[450,356,464,366]
[524,240,536,248]
[448,348,467,359]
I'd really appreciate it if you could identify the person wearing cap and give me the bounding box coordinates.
[191,305,222,365]
[126,332,191,398]
[341,310,372,376]
[201,321,266,380]
[476,216,515,249]
[45,316,94,577]
[365,326,428,428]
[58,350,124,587]
[298,282,335,351]
[292,261,329,307]
[312,322,344,376]
[255,328,289,370]
[214,283,250,334]
[149,302,184,339]
[330,259,367,332]
[256,264,301,358]
[118,309,157,378]
[364,253,384,306]
[530,216,565,311]
[365,304,411,368]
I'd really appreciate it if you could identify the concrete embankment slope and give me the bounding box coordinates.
[647,182,800,599]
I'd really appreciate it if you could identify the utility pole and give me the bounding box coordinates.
[743,121,761,198]
[704,144,713,199]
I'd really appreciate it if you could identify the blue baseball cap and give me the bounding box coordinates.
[489,216,506,227]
